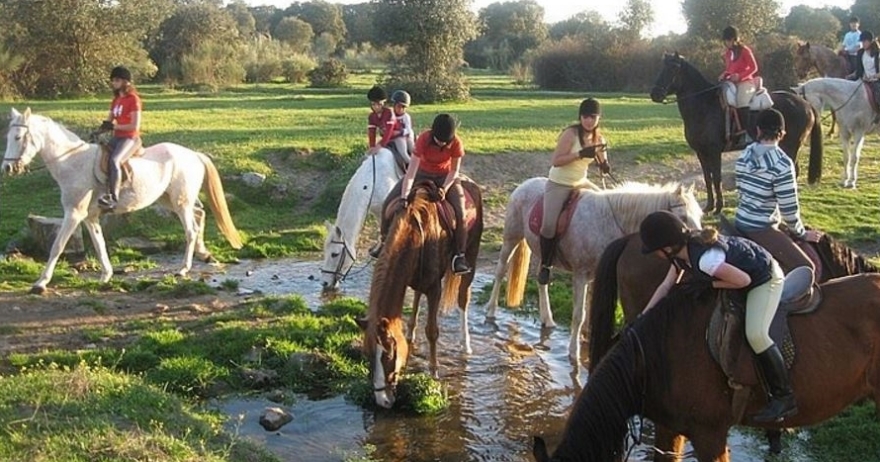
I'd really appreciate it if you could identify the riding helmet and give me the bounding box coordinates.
[861,30,874,42]
[110,66,132,82]
[640,211,689,254]
[579,98,601,117]
[431,114,457,143]
[391,90,411,107]
[367,85,387,102]
[756,108,785,135]
[722,26,738,41]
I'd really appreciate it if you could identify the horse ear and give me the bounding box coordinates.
[10,107,20,119]
[22,107,31,120]
[532,436,550,462]
[355,317,368,331]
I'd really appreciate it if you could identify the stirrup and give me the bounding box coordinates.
[369,242,383,259]
[97,194,116,209]
[451,254,471,275]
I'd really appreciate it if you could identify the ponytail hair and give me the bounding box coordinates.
[695,226,720,245]
[565,123,602,148]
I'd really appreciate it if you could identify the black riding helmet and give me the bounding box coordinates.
[110,66,132,82]
[431,114,457,143]
[391,90,411,107]
[579,98,601,117]
[367,85,387,102]
[861,30,874,42]
[756,108,785,136]
[640,210,689,254]
[722,26,738,41]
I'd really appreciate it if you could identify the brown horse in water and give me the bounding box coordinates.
[533,249,880,461]
[357,181,483,409]
[585,230,877,459]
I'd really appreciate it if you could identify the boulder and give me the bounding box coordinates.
[241,172,267,187]
[26,215,84,258]
[115,236,165,255]
[259,406,293,431]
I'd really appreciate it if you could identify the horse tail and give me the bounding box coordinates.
[197,152,243,249]
[587,235,630,371]
[441,270,463,315]
[808,105,824,184]
[505,239,531,307]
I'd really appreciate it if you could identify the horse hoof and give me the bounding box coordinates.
[203,254,217,264]
[30,285,46,295]
[542,321,557,329]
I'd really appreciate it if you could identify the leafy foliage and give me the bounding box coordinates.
[308,58,348,88]
[274,16,314,53]
[682,0,782,42]
[784,5,843,47]
[619,0,654,38]
[467,0,548,70]
[283,0,347,51]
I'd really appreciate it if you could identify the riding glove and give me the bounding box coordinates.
[100,120,114,132]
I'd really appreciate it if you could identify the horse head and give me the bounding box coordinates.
[320,221,354,293]
[356,315,409,408]
[794,41,813,80]
[650,52,685,103]
[3,108,42,175]
[674,183,703,230]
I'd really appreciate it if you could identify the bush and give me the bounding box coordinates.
[178,41,245,90]
[308,58,348,88]
[242,39,289,83]
[282,53,317,83]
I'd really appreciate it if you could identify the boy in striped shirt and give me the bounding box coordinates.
[734,108,821,275]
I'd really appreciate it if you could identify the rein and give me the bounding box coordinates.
[4,123,88,173]
[659,83,722,105]
[799,81,863,117]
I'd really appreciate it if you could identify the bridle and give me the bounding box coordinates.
[3,123,35,168]
[320,225,358,283]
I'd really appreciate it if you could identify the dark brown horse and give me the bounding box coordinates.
[533,258,880,461]
[794,41,846,137]
[650,52,823,214]
[357,181,483,409]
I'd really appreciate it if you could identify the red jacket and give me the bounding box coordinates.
[367,107,399,148]
[722,44,758,82]
[414,130,464,175]
[110,91,141,138]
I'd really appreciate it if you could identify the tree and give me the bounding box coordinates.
[784,6,841,47]
[619,0,653,38]
[274,16,314,53]
[152,3,244,85]
[474,0,548,69]
[851,0,880,39]
[250,5,283,35]
[284,1,347,49]
[226,0,256,38]
[375,0,479,102]
[682,0,781,42]
[341,3,376,46]
[549,11,610,41]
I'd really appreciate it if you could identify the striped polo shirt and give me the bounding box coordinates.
[734,142,806,237]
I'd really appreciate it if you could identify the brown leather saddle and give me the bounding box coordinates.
[383,179,479,234]
[97,140,144,184]
[706,266,822,421]
[528,188,584,237]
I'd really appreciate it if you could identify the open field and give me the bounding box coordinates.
[2,71,880,461]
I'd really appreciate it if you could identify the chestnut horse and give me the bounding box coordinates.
[357,181,483,409]
[793,41,844,137]
[534,265,880,461]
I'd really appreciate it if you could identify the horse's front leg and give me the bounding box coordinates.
[82,214,113,283]
[568,273,589,362]
[537,281,556,328]
[458,273,474,355]
[32,207,88,294]
[652,425,687,462]
[425,289,441,378]
[847,130,866,188]
[700,160,715,214]
[407,291,422,345]
[689,426,731,462]
[711,160,724,215]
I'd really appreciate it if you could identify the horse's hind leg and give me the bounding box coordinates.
[171,201,199,277]
[537,282,556,328]
[485,235,516,319]
[193,199,213,263]
[82,214,113,283]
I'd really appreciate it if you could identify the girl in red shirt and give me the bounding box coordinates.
[718,26,759,143]
[98,66,142,209]
[372,114,471,274]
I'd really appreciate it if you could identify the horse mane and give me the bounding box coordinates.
[364,187,442,353]
[815,232,879,276]
[676,55,715,91]
[597,181,687,230]
[557,289,685,460]
[33,115,83,144]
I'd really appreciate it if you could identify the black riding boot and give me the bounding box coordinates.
[451,221,470,275]
[98,164,120,210]
[736,107,752,144]
[753,344,798,423]
[537,236,558,285]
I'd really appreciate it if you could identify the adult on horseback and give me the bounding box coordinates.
[846,30,880,125]
[719,26,759,144]
[98,66,142,210]
[640,211,797,423]
[537,97,611,284]
[735,108,821,274]
[373,114,472,275]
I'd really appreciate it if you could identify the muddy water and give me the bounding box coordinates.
[204,258,812,462]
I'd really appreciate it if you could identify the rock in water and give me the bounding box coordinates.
[27,215,84,258]
[258,406,293,431]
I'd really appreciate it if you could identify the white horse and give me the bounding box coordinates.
[320,148,404,292]
[793,77,877,188]
[2,108,243,294]
[484,178,702,362]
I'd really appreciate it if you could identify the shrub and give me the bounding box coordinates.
[383,67,471,103]
[281,53,317,83]
[242,39,289,83]
[308,58,348,88]
[178,41,245,91]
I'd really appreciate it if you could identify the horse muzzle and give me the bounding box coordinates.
[1,160,24,175]
[650,87,667,103]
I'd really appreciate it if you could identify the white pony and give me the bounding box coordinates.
[793,77,877,188]
[2,108,242,294]
[320,148,404,292]
[485,178,702,362]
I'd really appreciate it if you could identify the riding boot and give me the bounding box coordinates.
[537,235,558,285]
[99,165,120,209]
[736,107,752,144]
[753,344,798,423]
[451,224,470,275]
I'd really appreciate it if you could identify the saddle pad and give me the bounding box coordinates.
[527,188,583,237]
[96,142,143,184]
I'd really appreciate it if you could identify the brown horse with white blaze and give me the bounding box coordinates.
[357,181,483,409]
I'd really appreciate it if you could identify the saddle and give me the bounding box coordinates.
[387,143,410,176]
[706,266,823,422]
[94,140,144,185]
[862,81,880,115]
[721,79,774,150]
[383,178,479,233]
[527,188,584,237]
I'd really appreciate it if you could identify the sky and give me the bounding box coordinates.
[243,0,855,37]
